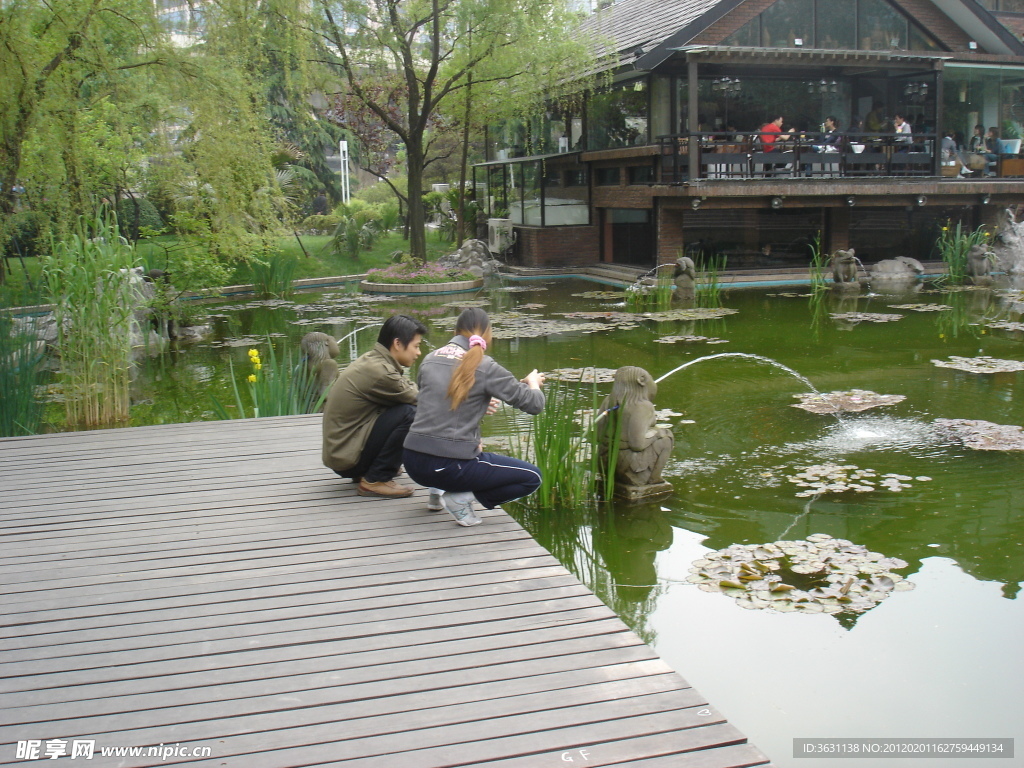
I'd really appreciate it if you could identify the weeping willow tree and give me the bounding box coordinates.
[311,0,595,262]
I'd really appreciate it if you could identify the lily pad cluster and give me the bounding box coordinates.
[786,463,931,497]
[654,335,729,344]
[986,321,1024,332]
[643,307,738,322]
[888,303,952,312]
[932,355,1024,374]
[543,367,618,383]
[687,534,915,614]
[791,389,906,414]
[571,290,623,300]
[830,312,904,323]
[934,418,1024,450]
[432,312,608,339]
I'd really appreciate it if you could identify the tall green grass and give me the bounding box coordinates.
[696,253,727,307]
[249,253,298,298]
[625,271,674,312]
[0,316,45,436]
[506,377,602,511]
[211,341,323,419]
[936,220,991,284]
[43,214,140,428]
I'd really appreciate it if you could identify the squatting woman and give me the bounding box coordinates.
[403,308,545,526]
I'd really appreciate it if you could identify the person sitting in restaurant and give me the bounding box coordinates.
[893,113,913,150]
[818,116,842,151]
[758,114,791,151]
[985,127,1000,175]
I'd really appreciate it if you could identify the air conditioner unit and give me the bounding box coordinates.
[487,218,514,254]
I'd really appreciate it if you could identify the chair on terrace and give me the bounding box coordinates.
[889,152,932,176]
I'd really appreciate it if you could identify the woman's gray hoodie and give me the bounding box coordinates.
[404,335,545,459]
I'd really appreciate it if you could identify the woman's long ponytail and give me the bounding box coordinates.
[447,308,492,409]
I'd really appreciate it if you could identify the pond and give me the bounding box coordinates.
[127,277,1023,766]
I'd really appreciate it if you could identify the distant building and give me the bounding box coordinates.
[475,0,1024,268]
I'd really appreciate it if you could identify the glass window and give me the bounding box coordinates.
[858,0,908,51]
[761,0,813,47]
[542,160,590,225]
[816,0,856,49]
[595,167,621,185]
[586,82,649,150]
[628,165,654,183]
[908,24,942,52]
[723,17,759,46]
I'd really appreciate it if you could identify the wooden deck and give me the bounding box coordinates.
[0,415,771,767]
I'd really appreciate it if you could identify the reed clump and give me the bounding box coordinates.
[0,316,45,436]
[43,214,142,428]
[211,342,322,419]
[936,220,991,284]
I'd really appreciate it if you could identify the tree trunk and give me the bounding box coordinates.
[405,140,427,263]
[457,73,472,246]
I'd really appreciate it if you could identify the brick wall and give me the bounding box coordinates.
[515,226,600,267]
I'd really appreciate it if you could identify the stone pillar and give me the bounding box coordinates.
[657,205,685,266]
[826,207,851,253]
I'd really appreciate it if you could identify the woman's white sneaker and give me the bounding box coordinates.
[442,491,481,526]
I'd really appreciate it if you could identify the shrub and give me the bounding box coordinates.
[115,197,165,235]
[364,261,475,284]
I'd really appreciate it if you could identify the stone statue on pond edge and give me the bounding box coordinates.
[597,366,674,501]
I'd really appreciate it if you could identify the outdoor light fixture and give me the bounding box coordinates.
[969,41,978,50]
[794,38,803,46]
[691,198,702,210]
[712,77,742,95]
[846,196,856,206]
[771,196,784,209]
[916,195,927,207]
[982,194,992,205]
[805,79,838,95]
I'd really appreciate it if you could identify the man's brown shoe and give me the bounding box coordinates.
[357,479,413,498]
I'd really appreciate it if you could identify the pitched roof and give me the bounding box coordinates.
[581,0,720,65]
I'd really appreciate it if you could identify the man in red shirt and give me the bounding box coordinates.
[759,115,791,151]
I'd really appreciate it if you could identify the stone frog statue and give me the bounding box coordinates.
[830,248,859,284]
[869,256,924,284]
[298,332,340,410]
[597,366,674,488]
[673,256,696,287]
[967,243,995,285]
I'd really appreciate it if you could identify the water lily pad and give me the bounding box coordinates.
[571,290,623,299]
[543,367,618,384]
[643,308,739,322]
[654,335,729,344]
[888,303,952,312]
[830,312,904,323]
[931,355,1024,374]
[792,389,906,414]
[688,535,914,616]
[934,418,1024,450]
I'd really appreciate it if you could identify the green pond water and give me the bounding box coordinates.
[129,278,1023,766]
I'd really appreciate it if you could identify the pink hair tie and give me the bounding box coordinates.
[468,334,487,351]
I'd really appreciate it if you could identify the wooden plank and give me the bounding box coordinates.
[0,419,768,768]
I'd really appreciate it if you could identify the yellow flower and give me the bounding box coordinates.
[248,348,259,359]
[247,374,257,383]
[254,363,262,370]
[939,333,945,339]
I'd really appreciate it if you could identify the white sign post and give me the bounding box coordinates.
[339,140,351,204]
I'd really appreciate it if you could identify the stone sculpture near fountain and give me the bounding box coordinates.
[673,256,696,300]
[992,208,1024,274]
[869,256,924,291]
[597,366,674,500]
[830,249,860,293]
[967,243,995,286]
[298,331,340,410]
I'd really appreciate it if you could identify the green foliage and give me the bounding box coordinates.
[0,316,46,436]
[364,262,475,284]
[507,378,601,511]
[626,272,674,311]
[936,220,991,284]
[211,343,320,419]
[43,214,141,428]
[115,198,165,235]
[696,254,728,308]
[808,233,829,292]
[249,254,299,298]
[299,214,344,233]
[329,215,380,261]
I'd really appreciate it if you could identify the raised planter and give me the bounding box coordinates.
[360,278,484,295]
